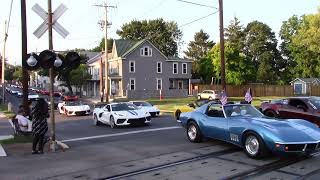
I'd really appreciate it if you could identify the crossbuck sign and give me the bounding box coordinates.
[32,3,69,39]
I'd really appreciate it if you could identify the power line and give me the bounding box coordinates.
[179,10,218,28]
[176,0,217,9]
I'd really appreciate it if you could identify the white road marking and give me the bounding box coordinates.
[61,126,182,143]
[0,144,7,157]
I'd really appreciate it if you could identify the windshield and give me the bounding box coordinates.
[309,97,320,109]
[132,102,152,107]
[224,104,264,118]
[111,103,138,111]
[66,101,83,106]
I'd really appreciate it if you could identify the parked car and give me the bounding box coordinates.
[260,97,320,127]
[129,101,160,117]
[93,102,151,128]
[39,89,50,95]
[58,101,90,116]
[197,90,220,100]
[178,102,320,159]
[61,93,78,101]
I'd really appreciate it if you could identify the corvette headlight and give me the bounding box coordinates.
[115,113,124,116]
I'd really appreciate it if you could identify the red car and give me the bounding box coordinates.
[62,93,78,101]
[260,97,320,127]
[39,89,50,95]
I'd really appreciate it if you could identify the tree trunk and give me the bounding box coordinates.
[65,78,73,95]
[79,85,82,98]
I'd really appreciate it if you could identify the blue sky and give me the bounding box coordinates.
[0,0,319,65]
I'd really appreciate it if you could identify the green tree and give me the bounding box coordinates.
[184,30,215,79]
[225,17,245,51]
[68,64,91,97]
[116,18,182,57]
[91,38,113,52]
[243,21,281,83]
[4,65,14,82]
[13,66,23,83]
[210,43,255,85]
[279,15,301,83]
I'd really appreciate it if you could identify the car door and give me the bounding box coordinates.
[100,105,111,124]
[278,99,308,119]
[202,104,228,141]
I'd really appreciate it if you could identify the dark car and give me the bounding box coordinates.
[260,97,320,127]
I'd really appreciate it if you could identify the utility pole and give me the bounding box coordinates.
[219,0,226,91]
[1,21,7,104]
[94,1,115,103]
[21,0,29,115]
[99,57,103,102]
[47,0,57,151]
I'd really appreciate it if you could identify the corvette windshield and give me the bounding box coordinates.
[224,105,264,118]
[309,97,320,109]
[66,101,83,106]
[132,102,152,107]
[112,103,137,111]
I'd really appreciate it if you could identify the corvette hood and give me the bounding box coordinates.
[65,105,90,111]
[140,106,159,112]
[246,117,320,143]
[113,110,149,118]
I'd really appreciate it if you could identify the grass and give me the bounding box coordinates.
[0,135,33,145]
[0,104,15,118]
[140,96,283,113]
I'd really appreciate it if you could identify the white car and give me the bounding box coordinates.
[197,90,220,100]
[129,101,160,117]
[93,102,151,128]
[58,101,91,116]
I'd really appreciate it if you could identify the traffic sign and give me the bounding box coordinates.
[32,3,69,38]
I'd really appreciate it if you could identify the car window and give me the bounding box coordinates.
[206,104,224,118]
[288,99,308,110]
[224,105,264,118]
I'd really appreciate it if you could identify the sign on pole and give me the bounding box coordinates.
[32,3,69,39]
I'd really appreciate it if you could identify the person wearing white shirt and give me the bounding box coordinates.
[14,110,32,132]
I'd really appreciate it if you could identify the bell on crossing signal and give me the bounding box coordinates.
[39,50,56,69]
[24,53,40,71]
[65,52,81,69]
[53,54,65,71]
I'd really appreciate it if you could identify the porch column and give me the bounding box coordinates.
[189,79,191,95]
[93,82,97,97]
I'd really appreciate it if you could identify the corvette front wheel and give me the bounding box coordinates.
[244,133,268,159]
[187,121,202,143]
[109,116,117,129]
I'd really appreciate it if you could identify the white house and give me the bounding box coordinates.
[290,78,320,95]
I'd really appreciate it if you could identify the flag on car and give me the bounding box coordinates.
[220,90,227,105]
[244,88,253,103]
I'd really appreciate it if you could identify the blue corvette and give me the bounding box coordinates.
[178,102,320,159]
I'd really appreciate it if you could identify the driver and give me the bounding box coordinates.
[231,106,241,116]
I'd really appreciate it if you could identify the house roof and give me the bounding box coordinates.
[87,52,112,65]
[114,39,139,57]
[291,78,320,84]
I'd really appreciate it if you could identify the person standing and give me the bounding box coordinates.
[31,98,49,154]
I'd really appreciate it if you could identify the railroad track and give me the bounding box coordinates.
[99,149,320,180]
[99,148,240,180]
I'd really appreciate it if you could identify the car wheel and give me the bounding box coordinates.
[197,95,201,100]
[93,114,101,126]
[244,133,268,159]
[109,116,117,129]
[208,96,213,100]
[187,121,202,143]
[264,110,277,118]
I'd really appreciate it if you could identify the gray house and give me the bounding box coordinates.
[290,78,320,95]
[86,39,192,99]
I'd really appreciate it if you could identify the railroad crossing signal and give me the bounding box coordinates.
[32,3,69,39]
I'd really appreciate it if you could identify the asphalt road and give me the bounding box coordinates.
[1,91,320,180]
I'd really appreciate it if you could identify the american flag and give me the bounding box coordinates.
[245,88,253,103]
[220,90,228,105]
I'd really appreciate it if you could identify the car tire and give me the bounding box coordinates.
[93,114,101,126]
[187,121,203,143]
[209,96,213,100]
[264,110,277,118]
[197,95,201,100]
[109,116,117,129]
[243,132,268,159]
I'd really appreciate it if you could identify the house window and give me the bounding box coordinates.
[129,61,135,73]
[157,62,162,73]
[178,81,183,89]
[169,79,175,89]
[173,63,178,74]
[129,78,135,90]
[182,63,187,74]
[140,46,152,57]
[156,78,162,90]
